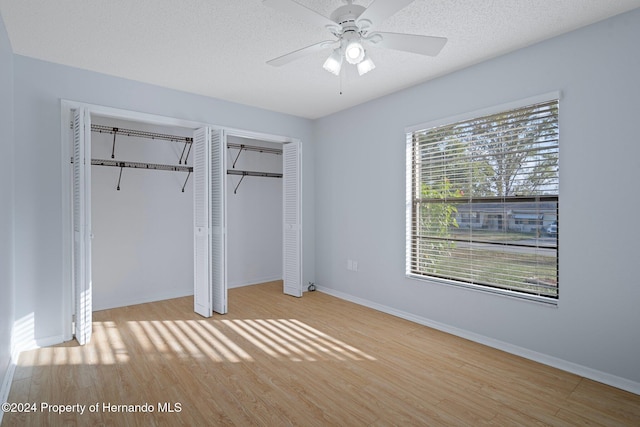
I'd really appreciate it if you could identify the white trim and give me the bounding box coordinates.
[0,355,17,425]
[317,285,640,396]
[60,100,213,338]
[406,273,559,307]
[405,132,413,279]
[404,93,560,304]
[227,275,283,289]
[224,127,303,298]
[282,140,303,297]
[93,289,195,312]
[61,103,73,341]
[10,334,67,358]
[1,331,64,424]
[405,91,561,134]
[61,100,208,130]
[225,127,299,145]
[60,100,305,333]
[21,335,66,353]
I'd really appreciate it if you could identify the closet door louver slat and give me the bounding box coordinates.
[283,141,302,297]
[73,108,92,344]
[210,129,227,314]
[193,127,212,317]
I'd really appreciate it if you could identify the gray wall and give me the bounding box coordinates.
[12,55,315,345]
[314,9,640,389]
[0,13,14,399]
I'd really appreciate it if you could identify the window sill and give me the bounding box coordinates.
[406,273,559,307]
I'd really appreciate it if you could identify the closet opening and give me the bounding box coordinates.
[90,116,195,311]
[226,136,284,290]
[61,101,303,345]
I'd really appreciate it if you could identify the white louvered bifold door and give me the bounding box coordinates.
[73,108,92,345]
[193,127,212,317]
[210,129,227,314]
[283,141,302,297]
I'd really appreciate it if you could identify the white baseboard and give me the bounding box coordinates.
[1,333,66,424]
[228,276,283,289]
[13,334,66,355]
[317,286,640,396]
[93,289,194,311]
[6,314,68,410]
[0,356,17,425]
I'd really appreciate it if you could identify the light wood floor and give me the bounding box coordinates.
[3,281,640,426]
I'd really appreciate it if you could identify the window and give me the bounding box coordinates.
[406,97,559,301]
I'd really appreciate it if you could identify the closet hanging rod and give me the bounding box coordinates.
[228,142,282,169]
[227,169,282,178]
[227,142,282,155]
[227,169,283,194]
[91,124,193,143]
[91,158,193,173]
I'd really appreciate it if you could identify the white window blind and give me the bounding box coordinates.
[407,99,559,300]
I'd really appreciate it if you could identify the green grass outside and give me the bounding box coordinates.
[416,243,557,297]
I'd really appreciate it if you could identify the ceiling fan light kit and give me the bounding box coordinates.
[344,39,365,65]
[357,55,376,76]
[322,48,344,75]
[263,0,447,77]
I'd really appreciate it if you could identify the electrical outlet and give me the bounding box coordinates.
[352,261,358,271]
[347,259,353,270]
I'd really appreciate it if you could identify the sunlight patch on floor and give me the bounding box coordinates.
[17,318,375,366]
[220,319,376,362]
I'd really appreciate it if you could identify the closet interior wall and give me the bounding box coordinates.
[91,116,194,310]
[226,136,283,288]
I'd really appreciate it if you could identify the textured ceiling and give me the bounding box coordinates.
[1,0,639,119]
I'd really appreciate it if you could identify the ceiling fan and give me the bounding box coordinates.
[263,0,447,76]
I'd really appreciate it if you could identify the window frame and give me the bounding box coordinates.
[405,92,560,305]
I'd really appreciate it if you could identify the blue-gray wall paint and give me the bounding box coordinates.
[314,9,640,387]
[0,12,15,398]
[12,55,315,344]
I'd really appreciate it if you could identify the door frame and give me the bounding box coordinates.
[60,100,303,340]
[222,129,303,297]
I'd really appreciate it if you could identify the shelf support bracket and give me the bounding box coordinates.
[232,145,244,169]
[116,162,124,191]
[110,128,118,159]
[178,137,192,165]
[178,140,188,164]
[184,138,193,165]
[181,170,191,193]
[233,173,246,194]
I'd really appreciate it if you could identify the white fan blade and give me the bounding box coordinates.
[263,0,336,29]
[356,0,416,32]
[371,32,447,56]
[267,40,336,66]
